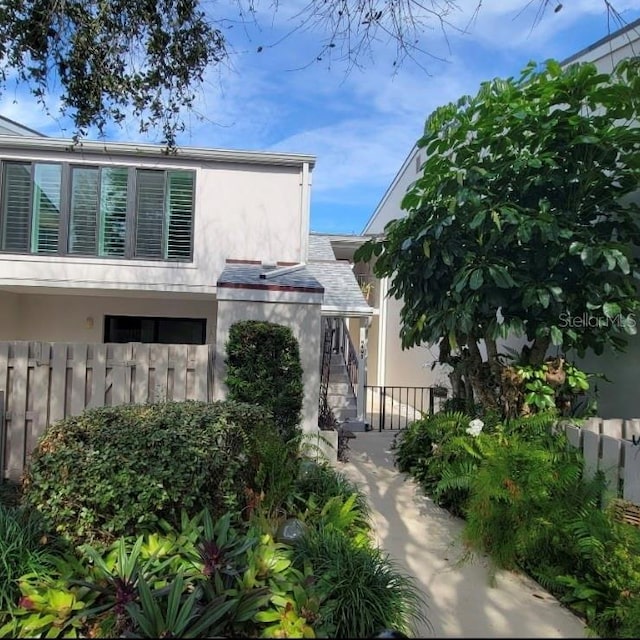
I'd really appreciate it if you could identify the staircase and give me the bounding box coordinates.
[327,353,358,424]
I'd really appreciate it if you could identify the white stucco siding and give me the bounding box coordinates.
[362,146,421,235]
[0,145,311,295]
[0,291,217,343]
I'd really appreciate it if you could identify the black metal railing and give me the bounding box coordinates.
[364,386,448,431]
[318,318,335,428]
[338,318,359,398]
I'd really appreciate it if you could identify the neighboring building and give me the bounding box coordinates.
[0,118,372,436]
[355,18,640,417]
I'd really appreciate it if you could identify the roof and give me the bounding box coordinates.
[0,115,45,137]
[307,234,373,316]
[0,134,316,168]
[308,235,337,261]
[217,263,324,293]
[306,261,372,317]
[561,17,640,66]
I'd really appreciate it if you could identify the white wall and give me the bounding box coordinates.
[214,298,322,433]
[0,291,21,340]
[0,291,217,343]
[572,333,640,419]
[0,146,311,296]
[363,146,421,235]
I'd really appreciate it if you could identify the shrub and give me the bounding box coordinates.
[292,527,428,638]
[21,400,275,544]
[0,505,61,624]
[225,320,303,442]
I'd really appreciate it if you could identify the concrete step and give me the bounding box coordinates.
[327,394,357,410]
[327,381,352,395]
[333,406,358,422]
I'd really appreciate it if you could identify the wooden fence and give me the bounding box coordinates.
[560,416,640,506]
[0,341,214,481]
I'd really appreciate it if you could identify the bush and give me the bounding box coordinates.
[225,320,303,442]
[21,400,275,544]
[0,505,62,624]
[292,527,427,638]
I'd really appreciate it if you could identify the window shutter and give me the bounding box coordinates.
[135,170,165,259]
[99,167,128,256]
[166,171,194,260]
[1,163,31,252]
[31,164,62,254]
[69,167,99,255]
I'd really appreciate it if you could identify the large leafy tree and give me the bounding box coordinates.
[356,58,640,413]
[0,0,627,145]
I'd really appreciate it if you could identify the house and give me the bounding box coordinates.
[0,117,372,473]
[353,18,640,418]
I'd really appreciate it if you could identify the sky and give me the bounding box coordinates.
[2,0,640,236]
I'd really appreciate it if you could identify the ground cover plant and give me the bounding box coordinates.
[394,410,640,637]
[1,399,427,638]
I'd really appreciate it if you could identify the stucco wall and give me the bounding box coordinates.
[0,147,311,296]
[0,291,21,340]
[382,292,448,388]
[214,298,322,433]
[0,291,217,343]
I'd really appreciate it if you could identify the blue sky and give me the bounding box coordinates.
[2,1,640,236]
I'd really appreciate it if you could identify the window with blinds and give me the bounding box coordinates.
[0,160,195,261]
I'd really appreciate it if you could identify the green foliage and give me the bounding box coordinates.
[21,400,275,543]
[393,411,490,515]
[292,527,428,638]
[124,573,235,639]
[462,429,586,569]
[0,0,225,146]
[356,57,640,415]
[0,506,62,625]
[225,320,304,442]
[396,408,640,638]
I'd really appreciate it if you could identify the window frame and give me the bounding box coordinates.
[0,158,196,262]
[103,315,207,345]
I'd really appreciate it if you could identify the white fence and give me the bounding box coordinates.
[560,417,640,506]
[0,341,214,481]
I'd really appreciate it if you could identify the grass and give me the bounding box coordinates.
[0,503,61,619]
[293,526,429,638]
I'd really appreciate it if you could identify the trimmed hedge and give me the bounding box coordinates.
[225,320,303,441]
[21,400,275,544]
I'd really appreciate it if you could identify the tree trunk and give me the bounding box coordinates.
[466,337,499,411]
[528,336,551,365]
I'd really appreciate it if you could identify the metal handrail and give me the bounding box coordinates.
[318,318,335,428]
[338,318,359,398]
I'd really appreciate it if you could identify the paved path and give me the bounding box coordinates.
[336,430,590,638]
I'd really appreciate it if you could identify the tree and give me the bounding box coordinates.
[0,0,628,145]
[355,58,640,416]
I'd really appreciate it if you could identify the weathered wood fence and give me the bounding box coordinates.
[0,341,214,481]
[560,416,640,506]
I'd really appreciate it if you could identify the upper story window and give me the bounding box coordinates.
[0,160,195,261]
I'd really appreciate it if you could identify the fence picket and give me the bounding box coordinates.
[50,343,67,424]
[582,429,600,482]
[602,418,624,439]
[171,344,188,400]
[623,441,640,504]
[600,435,622,503]
[70,343,88,416]
[7,342,29,480]
[89,344,108,408]
[29,342,50,454]
[133,343,150,403]
[193,345,208,400]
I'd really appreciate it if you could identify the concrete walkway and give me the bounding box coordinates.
[336,430,590,638]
